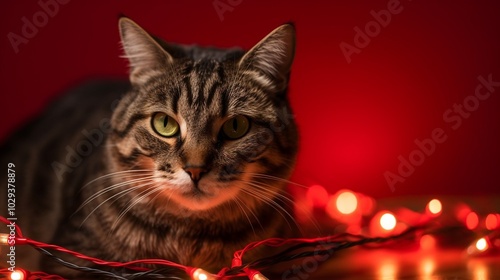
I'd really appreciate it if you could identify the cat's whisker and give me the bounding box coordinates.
[75,175,158,214]
[89,175,157,200]
[78,183,149,227]
[160,186,175,207]
[81,169,154,190]
[242,172,308,189]
[112,183,163,230]
[243,179,299,207]
[147,185,167,206]
[236,195,264,231]
[233,198,256,236]
[238,184,301,234]
[244,181,322,234]
[253,188,295,211]
[102,143,118,148]
[239,179,312,236]
[231,196,261,236]
[238,187,290,228]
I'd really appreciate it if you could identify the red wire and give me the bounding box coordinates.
[1,215,430,279]
[0,216,23,237]
[0,216,191,276]
[0,214,371,279]
[0,215,252,278]
[26,238,190,271]
[0,268,66,280]
[232,232,357,261]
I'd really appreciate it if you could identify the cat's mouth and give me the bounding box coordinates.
[181,184,212,199]
[157,178,241,211]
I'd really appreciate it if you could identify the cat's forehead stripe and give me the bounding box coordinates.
[182,76,194,106]
[114,113,147,139]
[205,79,219,108]
[219,88,229,117]
[170,86,181,114]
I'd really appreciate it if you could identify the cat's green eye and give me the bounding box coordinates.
[222,116,250,140]
[152,113,179,137]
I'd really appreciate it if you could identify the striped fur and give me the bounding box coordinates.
[0,18,298,277]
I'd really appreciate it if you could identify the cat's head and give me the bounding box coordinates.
[108,18,298,214]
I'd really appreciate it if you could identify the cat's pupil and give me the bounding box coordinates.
[163,116,168,128]
[232,119,238,131]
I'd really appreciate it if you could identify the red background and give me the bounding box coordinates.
[1,1,499,198]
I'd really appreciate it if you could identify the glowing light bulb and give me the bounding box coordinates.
[306,184,329,208]
[10,270,24,280]
[0,233,9,245]
[419,234,436,251]
[427,199,442,215]
[336,190,358,215]
[380,212,396,231]
[475,238,488,252]
[455,203,471,223]
[191,268,216,280]
[466,212,479,230]
[485,214,499,230]
[253,273,269,280]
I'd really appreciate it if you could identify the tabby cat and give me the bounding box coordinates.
[0,18,298,278]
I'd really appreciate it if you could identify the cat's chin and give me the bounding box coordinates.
[163,183,241,211]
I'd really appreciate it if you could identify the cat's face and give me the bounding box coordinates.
[107,19,297,214]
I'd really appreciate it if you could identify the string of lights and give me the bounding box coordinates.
[1,190,499,279]
[0,217,426,280]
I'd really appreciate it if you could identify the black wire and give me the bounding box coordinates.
[123,268,184,280]
[246,225,424,270]
[34,247,183,279]
[29,225,428,279]
[251,238,379,268]
[35,247,128,280]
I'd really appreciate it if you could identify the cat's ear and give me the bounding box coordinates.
[239,24,296,91]
[119,17,173,84]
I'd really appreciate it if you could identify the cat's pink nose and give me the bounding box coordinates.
[184,166,207,182]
